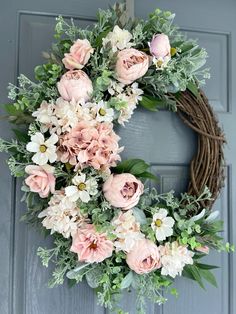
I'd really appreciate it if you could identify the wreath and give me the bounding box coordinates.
[0,3,233,314]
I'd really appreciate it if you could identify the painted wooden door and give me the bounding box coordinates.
[0,0,235,314]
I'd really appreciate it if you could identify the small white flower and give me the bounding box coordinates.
[108,80,125,95]
[151,208,175,241]
[153,56,170,70]
[102,25,133,52]
[65,173,98,203]
[128,83,144,104]
[32,101,55,125]
[93,101,114,123]
[112,210,145,252]
[26,132,58,165]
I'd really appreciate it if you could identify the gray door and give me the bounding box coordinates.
[0,0,235,314]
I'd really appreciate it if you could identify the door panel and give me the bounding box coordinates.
[0,0,235,314]
[133,1,235,314]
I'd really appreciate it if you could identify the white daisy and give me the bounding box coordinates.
[93,101,114,123]
[26,132,58,165]
[65,173,98,203]
[153,56,170,70]
[151,208,175,241]
[102,25,133,52]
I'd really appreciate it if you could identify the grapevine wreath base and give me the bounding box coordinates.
[175,89,226,210]
[0,3,233,314]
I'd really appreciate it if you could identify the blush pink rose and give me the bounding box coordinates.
[57,70,93,102]
[70,224,113,263]
[25,164,55,198]
[126,239,161,274]
[115,48,149,85]
[103,173,144,210]
[62,39,94,70]
[149,34,171,59]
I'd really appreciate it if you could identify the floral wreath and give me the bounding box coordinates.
[0,4,234,314]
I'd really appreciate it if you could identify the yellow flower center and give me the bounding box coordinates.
[39,144,47,153]
[78,182,86,191]
[99,108,106,116]
[155,219,163,227]
[171,47,177,57]
[156,59,163,68]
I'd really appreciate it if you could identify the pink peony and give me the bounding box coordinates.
[62,39,94,70]
[70,224,113,263]
[57,121,122,171]
[25,164,55,198]
[126,239,161,274]
[149,34,171,59]
[103,173,144,209]
[57,70,93,102]
[115,48,149,85]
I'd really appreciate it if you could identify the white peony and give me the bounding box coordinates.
[65,173,98,203]
[38,191,86,238]
[102,25,133,52]
[112,210,144,252]
[26,132,58,165]
[159,241,194,278]
[151,208,175,241]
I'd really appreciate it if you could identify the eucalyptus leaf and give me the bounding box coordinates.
[132,207,147,225]
[66,263,90,279]
[120,271,134,289]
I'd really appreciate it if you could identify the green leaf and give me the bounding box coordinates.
[132,207,147,225]
[114,158,150,176]
[67,278,77,288]
[196,263,219,270]
[136,171,158,181]
[183,265,205,289]
[187,81,200,99]
[12,128,30,143]
[120,271,134,289]
[66,263,90,279]
[199,269,218,288]
[4,103,23,115]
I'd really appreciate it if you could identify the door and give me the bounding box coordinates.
[0,1,235,314]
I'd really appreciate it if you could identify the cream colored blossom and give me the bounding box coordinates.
[103,25,133,52]
[112,210,144,252]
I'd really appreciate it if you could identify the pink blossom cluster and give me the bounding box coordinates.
[57,121,122,171]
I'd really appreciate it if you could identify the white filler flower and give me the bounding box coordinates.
[65,173,98,203]
[102,25,133,52]
[151,208,175,241]
[26,132,58,165]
